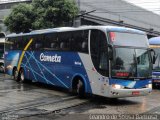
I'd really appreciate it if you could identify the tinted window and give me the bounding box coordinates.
[6,37,21,50]
[58,32,71,51]
[33,35,44,50]
[71,30,89,53]
[43,30,89,53]
[6,36,31,50]
[90,29,109,76]
[6,30,89,53]
[44,33,59,50]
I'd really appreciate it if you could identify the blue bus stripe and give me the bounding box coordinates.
[21,63,55,86]
[25,51,69,88]
[23,52,34,68]
[23,53,38,81]
[30,52,49,84]
[24,52,48,83]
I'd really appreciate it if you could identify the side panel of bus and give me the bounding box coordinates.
[21,51,91,91]
[5,50,21,75]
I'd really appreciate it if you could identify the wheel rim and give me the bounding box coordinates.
[77,80,83,94]
[20,71,24,82]
[14,70,18,80]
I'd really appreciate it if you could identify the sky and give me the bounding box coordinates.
[124,0,160,15]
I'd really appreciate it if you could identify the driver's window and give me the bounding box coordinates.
[90,29,109,76]
[99,52,108,70]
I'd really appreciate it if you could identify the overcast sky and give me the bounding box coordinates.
[124,0,160,15]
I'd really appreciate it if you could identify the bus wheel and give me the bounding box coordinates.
[76,79,85,98]
[0,63,4,73]
[13,68,19,81]
[19,69,25,83]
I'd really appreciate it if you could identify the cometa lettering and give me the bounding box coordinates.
[40,53,61,63]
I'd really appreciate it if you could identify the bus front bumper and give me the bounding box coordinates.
[108,88,152,98]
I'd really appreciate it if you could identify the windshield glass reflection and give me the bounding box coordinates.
[112,48,152,79]
[152,48,160,71]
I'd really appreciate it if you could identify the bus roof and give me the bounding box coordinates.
[6,26,146,38]
[149,36,160,45]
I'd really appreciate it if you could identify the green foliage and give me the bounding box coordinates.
[4,3,35,33]
[4,0,78,33]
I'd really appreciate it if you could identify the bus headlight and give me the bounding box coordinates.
[112,84,124,89]
[146,84,152,89]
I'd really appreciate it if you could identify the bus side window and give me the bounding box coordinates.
[34,35,44,50]
[81,41,88,52]
[60,42,66,49]
[12,38,20,50]
[51,42,59,49]
[58,32,71,51]
[71,30,88,53]
[81,30,89,53]
[99,52,108,70]
[35,43,42,49]
[90,29,109,76]
[7,38,13,50]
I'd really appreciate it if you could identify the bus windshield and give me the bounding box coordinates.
[111,48,152,79]
[150,47,160,71]
[109,32,152,79]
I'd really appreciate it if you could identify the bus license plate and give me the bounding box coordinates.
[132,91,140,95]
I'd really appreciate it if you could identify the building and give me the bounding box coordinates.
[0,0,160,37]
[0,0,31,32]
[78,0,160,37]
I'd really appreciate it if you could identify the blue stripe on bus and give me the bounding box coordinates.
[23,51,69,88]
[21,63,55,85]
[6,50,92,93]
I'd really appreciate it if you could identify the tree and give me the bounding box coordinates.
[4,0,78,33]
[4,3,35,33]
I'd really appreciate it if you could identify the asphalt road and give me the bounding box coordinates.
[0,74,160,120]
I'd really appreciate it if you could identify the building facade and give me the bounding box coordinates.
[78,0,160,37]
[0,0,31,32]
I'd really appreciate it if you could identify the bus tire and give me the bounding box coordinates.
[19,69,25,83]
[13,68,19,82]
[76,79,85,98]
[0,63,4,73]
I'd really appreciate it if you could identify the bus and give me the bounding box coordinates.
[149,36,160,88]
[0,32,5,72]
[5,26,153,98]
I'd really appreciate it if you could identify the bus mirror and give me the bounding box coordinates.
[150,49,156,64]
[108,45,113,60]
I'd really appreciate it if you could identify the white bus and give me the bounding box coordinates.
[5,26,153,98]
